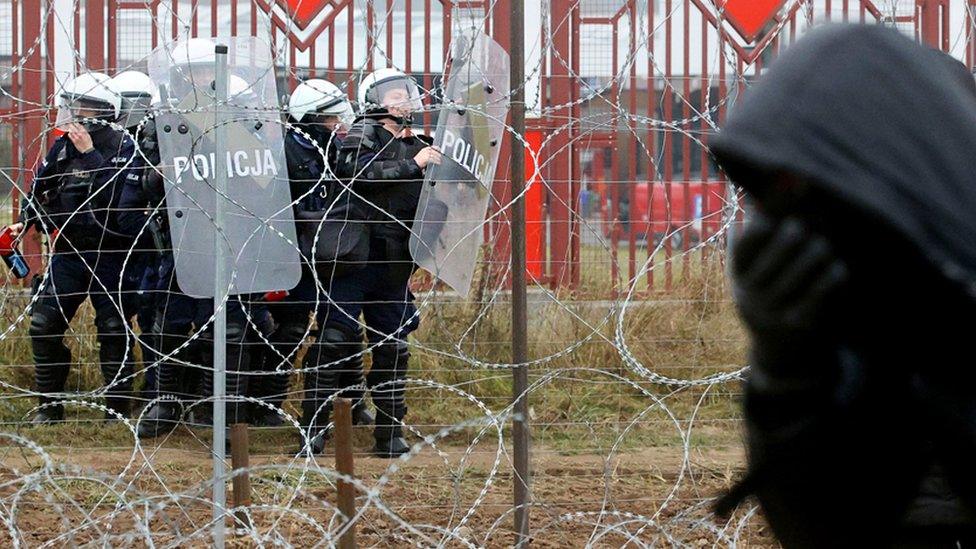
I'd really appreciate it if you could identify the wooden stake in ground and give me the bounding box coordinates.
[334,398,357,549]
[230,423,251,530]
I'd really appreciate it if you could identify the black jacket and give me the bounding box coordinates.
[284,128,341,215]
[711,24,976,545]
[336,117,432,226]
[22,126,143,252]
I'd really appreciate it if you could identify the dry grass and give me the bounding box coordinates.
[0,255,746,445]
[0,255,756,545]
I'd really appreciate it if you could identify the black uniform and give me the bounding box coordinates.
[22,124,144,421]
[711,25,976,546]
[247,127,354,426]
[303,117,430,456]
[135,117,251,438]
[123,119,163,400]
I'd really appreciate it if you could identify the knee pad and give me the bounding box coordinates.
[153,315,193,340]
[301,325,357,373]
[29,308,67,338]
[367,342,410,389]
[277,320,313,346]
[225,322,246,344]
[261,321,312,371]
[371,341,409,367]
[321,324,363,349]
[322,324,361,344]
[95,315,126,338]
[252,308,276,338]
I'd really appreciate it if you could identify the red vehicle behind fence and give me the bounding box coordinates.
[602,181,727,248]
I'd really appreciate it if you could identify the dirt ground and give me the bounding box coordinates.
[0,434,776,547]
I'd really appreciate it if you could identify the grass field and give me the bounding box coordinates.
[0,251,765,546]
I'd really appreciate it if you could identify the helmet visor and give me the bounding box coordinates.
[120,93,153,128]
[56,94,116,129]
[311,99,354,131]
[167,65,216,103]
[367,76,423,115]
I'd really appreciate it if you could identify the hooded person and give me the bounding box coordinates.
[710,24,976,547]
[939,51,976,100]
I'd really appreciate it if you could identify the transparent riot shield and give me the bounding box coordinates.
[148,37,300,297]
[409,30,511,297]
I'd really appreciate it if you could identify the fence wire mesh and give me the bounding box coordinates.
[0,0,967,546]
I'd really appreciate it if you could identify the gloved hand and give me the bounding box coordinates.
[142,170,165,201]
[731,212,848,341]
[731,211,852,399]
[721,212,914,542]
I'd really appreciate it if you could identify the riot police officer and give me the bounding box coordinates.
[11,72,144,423]
[309,68,440,457]
[137,38,252,438]
[111,69,161,401]
[266,78,376,440]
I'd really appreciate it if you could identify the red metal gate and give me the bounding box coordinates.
[0,0,964,291]
[547,0,955,293]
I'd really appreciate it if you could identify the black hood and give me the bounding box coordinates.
[711,24,976,297]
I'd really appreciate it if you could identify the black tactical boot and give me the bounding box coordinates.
[299,386,332,455]
[252,319,306,427]
[31,400,65,425]
[373,434,409,458]
[137,401,181,438]
[298,325,363,453]
[368,343,411,458]
[105,397,132,421]
[198,321,251,427]
[251,405,286,427]
[352,402,375,426]
[96,316,135,422]
[30,310,71,426]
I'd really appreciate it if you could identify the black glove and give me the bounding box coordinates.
[730,211,855,413]
[716,212,852,519]
[143,170,165,202]
[732,212,848,347]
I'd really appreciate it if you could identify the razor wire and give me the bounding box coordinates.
[0,0,951,546]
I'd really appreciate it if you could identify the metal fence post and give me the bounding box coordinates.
[212,42,229,549]
[510,0,531,544]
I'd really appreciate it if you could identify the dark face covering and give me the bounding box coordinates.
[297,119,327,144]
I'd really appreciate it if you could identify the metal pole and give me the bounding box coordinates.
[921,0,941,49]
[509,0,531,543]
[213,43,230,548]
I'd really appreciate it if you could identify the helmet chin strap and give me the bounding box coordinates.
[304,122,332,144]
[378,111,412,128]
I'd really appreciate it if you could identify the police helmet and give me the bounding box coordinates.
[111,70,159,128]
[57,72,122,130]
[288,78,354,129]
[357,68,422,124]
